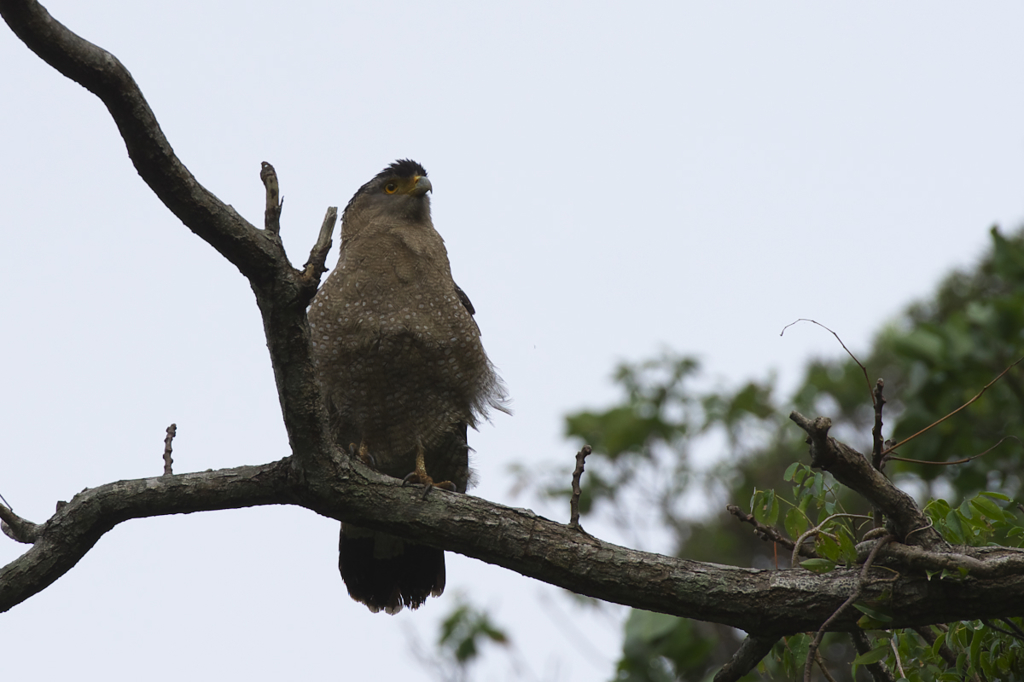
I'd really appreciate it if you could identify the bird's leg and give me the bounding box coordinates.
[351,439,376,468]
[403,441,456,497]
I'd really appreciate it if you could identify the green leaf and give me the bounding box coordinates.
[852,603,893,623]
[785,507,808,541]
[981,640,996,680]
[857,614,889,630]
[799,558,836,574]
[852,645,891,665]
[944,510,966,544]
[816,534,841,562]
[783,462,800,482]
[971,495,1006,521]
[970,627,983,676]
[930,630,946,659]
[980,491,1011,502]
[838,527,859,565]
[753,489,778,526]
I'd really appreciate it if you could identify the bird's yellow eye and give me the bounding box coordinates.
[384,182,398,194]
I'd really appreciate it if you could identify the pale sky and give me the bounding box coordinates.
[2,2,1024,681]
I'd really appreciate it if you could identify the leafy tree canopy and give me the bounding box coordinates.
[449,226,1024,681]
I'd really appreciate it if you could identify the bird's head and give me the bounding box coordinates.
[343,159,433,231]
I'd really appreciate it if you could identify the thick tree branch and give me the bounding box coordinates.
[0,459,295,612]
[5,451,1024,633]
[301,457,1024,635]
[0,0,336,472]
[0,0,277,282]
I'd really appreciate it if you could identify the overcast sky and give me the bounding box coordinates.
[3,2,1024,681]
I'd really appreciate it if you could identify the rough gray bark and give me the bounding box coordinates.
[3,2,1024,679]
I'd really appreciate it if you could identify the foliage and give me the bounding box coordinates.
[568,226,1024,680]
[421,597,511,682]
[439,599,509,664]
[444,226,1024,680]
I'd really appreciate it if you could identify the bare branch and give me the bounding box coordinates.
[301,206,338,289]
[880,355,1024,458]
[712,634,778,682]
[0,0,335,470]
[789,412,948,551]
[0,505,42,544]
[815,649,840,682]
[871,378,885,470]
[0,0,278,280]
[260,161,282,235]
[981,618,1024,643]
[886,435,1021,467]
[726,503,817,560]
[0,459,294,612]
[780,319,872,403]
[568,445,591,531]
[162,423,176,476]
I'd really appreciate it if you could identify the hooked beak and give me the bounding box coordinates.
[411,175,432,197]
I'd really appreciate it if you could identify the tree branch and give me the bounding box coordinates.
[0,0,337,472]
[6,451,1024,632]
[0,0,278,281]
[0,459,295,612]
[789,411,948,551]
[713,634,778,682]
[0,505,42,544]
[850,630,897,682]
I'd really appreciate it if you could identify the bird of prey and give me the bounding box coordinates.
[309,159,508,614]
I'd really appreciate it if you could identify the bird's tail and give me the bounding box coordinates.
[339,523,445,614]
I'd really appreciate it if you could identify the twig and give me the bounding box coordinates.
[886,435,1020,466]
[0,504,42,544]
[891,633,906,679]
[850,630,897,682]
[804,536,893,682]
[982,618,1024,643]
[871,379,885,470]
[260,161,282,235]
[814,649,839,682]
[726,504,818,559]
[791,513,873,568]
[998,617,1024,639]
[568,445,591,531]
[780,319,872,403]
[302,206,338,286]
[163,423,176,476]
[880,356,1024,457]
[712,634,778,682]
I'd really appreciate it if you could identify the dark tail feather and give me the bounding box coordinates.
[339,524,446,614]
